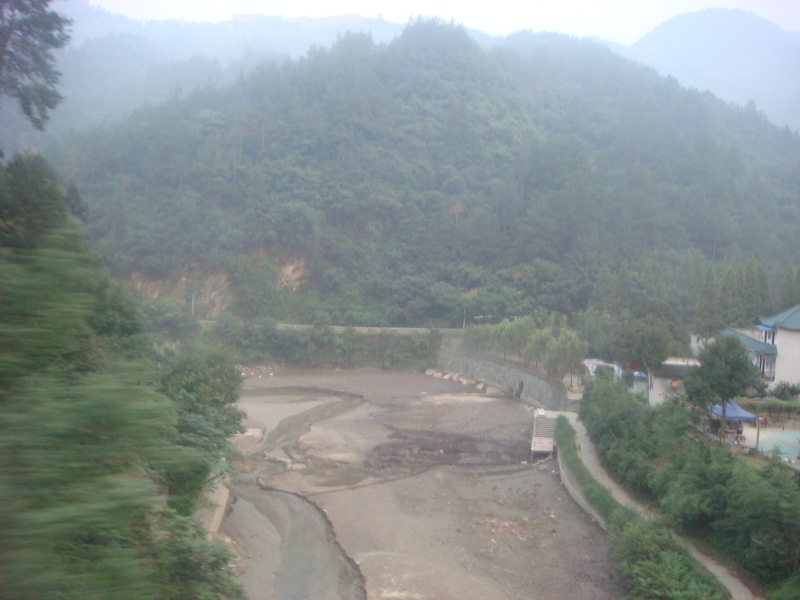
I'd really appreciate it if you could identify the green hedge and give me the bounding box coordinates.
[610,513,727,600]
[769,572,800,600]
[206,315,441,371]
[554,417,618,523]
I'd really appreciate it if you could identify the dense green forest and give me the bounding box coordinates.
[46,19,800,333]
[0,156,244,598]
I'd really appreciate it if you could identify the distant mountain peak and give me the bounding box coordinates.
[621,8,800,132]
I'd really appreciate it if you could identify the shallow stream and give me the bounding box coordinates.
[225,388,366,600]
[235,483,365,600]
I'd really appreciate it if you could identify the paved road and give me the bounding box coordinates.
[198,320,461,336]
[275,324,461,335]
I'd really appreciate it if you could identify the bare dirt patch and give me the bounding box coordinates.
[278,258,308,289]
[222,368,624,600]
[128,269,233,317]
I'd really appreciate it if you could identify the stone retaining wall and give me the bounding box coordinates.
[556,449,608,530]
[437,337,567,410]
[195,478,231,540]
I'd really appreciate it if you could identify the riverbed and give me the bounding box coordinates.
[220,367,624,600]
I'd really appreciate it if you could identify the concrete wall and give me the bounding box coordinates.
[437,337,567,411]
[557,447,608,531]
[776,328,800,384]
[195,478,230,541]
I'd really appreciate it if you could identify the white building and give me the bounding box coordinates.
[726,303,800,386]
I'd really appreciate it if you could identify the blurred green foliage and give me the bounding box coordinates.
[0,154,243,599]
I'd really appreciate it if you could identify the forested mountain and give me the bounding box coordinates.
[59,0,404,56]
[0,0,404,153]
[621,8,800,132]
[45,19,800,330]
[5,4,795,155]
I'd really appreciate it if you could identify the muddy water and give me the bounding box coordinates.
[235,484,365,600]
[227,388,366,600]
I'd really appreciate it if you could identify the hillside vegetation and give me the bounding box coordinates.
[48,19,800,329]
[0,2,403,154]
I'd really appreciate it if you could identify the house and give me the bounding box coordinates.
[722,328,777,382]
[648,358,700,405]
[581,358,687,405]
[725,303,800,386]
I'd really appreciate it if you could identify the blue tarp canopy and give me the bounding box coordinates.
[707,401,758,421]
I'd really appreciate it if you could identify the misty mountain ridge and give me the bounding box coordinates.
[43,19,800,327]
[620,8,800,132]
[2,3,795,153]
[1,1,407,152]
[60,0,405,58]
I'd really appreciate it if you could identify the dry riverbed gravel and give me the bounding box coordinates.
[220,367,625,600]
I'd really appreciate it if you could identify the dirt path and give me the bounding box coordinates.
[559,412,760,600]
[221,368,626,600]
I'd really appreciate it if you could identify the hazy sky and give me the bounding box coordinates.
[85,0,799,45]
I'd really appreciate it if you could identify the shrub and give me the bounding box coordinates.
[612,517,726,600]
[555,418,729,599]
[769,571,800,600]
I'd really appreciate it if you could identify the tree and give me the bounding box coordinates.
[522,327,550,366]
[0,152,66,247]
[614,300,690,385]
[684,335,760,431]
[492,318,513,358]
[159,343,244,514]
[778,265,799,310]
[494,315,537,359]
[544,329,587,384]
[693,266,725,340]
[0,0,71,129]
[573,307,629,362]
[589,265,621,313]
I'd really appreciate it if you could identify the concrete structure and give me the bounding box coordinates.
[649,358,700,405]
[437,337,567,410]
[724,327,778,382]
[727,303,800,386]
[530,408,556,456]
